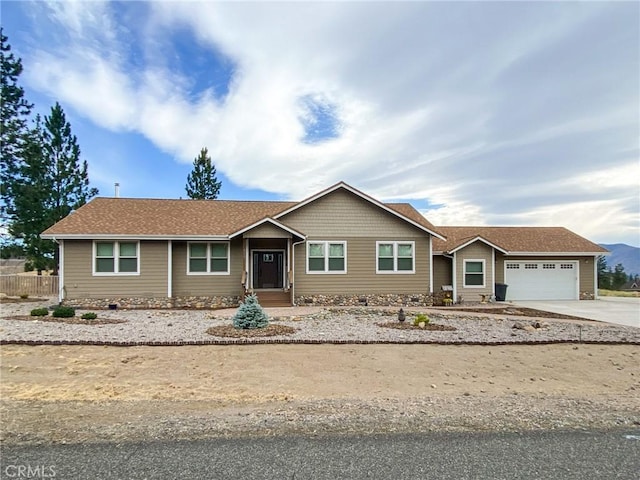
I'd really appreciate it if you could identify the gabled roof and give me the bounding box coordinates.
[447,235,508,254]
[274,182,445,240]
[229,217,306,240]
[40,182,442,240]
[433,226,608,255]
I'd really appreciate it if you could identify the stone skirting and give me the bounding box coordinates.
[63,295,242,310]
[294,293,434,307]
[580,291,596,300]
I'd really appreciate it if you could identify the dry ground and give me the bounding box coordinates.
[1,343,639,445]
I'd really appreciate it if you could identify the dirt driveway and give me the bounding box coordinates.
[1,343,638,445]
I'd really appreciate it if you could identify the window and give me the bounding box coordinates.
[543,264,556,269]
[506,263,520,269]
[525,263,538,269]
[464,260,485,287]
[307,241,346,273]
[94,241,139,275]
[376,241,415,273]
[560,263,574,269]
[188,242,229,274]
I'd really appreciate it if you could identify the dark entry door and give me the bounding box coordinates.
[252,251,284,289]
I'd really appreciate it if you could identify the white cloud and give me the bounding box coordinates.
[18,1,640,245]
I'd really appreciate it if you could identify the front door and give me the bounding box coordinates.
[252,251,284,289]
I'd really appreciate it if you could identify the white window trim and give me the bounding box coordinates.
[376,241,416,274]
[92,240,140,276]
[463,259,485,288]
[306,241,347,274]
[187,241,231,275]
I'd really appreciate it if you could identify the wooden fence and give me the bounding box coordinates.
[0,275,59,297]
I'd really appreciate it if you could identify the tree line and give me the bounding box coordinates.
[597,256,636,290]
[1,29,222,273]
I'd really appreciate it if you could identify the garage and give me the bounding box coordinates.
[504,261,578,300]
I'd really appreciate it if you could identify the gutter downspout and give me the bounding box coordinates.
[452,251,457,304]
[54,238,64,304]
[291,239,306,306]
[167,240,172,299]
[428,238,433,295]
[593,255,598,300]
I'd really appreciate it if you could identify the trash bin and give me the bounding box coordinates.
[495,283,508,302]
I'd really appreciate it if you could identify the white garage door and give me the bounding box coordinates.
[504,262,578,300]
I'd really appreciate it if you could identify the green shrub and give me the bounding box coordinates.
[19,293,29,299]
[30,307,49,317]
[413,313,430,326]
[81,312,98,320]
[52,306,76,318]
[233,294,269,329]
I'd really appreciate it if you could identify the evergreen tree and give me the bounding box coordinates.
[0,29,33,226]
[233,294,269,329]
[611,263,627,290]
[596,255,610,289]
[7,104,98,274]
[185,147,221,199]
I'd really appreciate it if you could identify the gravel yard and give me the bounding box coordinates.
[1,298,638,345]
[1,297,639,446]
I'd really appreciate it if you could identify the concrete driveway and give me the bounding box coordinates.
[514,297,639,328]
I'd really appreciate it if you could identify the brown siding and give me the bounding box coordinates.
[455,242,494,299]
[172,239,243,296]
[243,223,292,239]
[496,255,596,294]
[432,255,453,291]
[293,237,431,295]
[280,189,424,237]
[63,240,168,299]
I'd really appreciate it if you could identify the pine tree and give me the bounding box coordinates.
[232,294,269,329]
[596,255,610,289]
[8,104,98,274]
[0,29,33,228]
[185,147,222,199]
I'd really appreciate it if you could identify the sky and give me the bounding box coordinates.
[2,1,639,247]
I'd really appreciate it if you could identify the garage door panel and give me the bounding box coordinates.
[505,262,577,300]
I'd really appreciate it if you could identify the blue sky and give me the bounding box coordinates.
[2,1,639,246]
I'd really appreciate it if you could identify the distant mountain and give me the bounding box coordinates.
[600,243,640,276]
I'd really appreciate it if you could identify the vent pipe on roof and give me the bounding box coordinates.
[114,183,120,198]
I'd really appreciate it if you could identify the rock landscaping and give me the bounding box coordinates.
[0,300,638,345]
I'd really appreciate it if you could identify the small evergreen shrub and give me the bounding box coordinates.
[81,312,98,320]
[20,293,29,299]
[30,307,49,317]
[233,294,269,329]
[413,313,430,326]
[52,306,76,318]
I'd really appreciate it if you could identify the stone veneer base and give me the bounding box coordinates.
[63,296,242,310]
[295,293,434,307]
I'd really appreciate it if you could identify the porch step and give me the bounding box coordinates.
[254,290,292,307]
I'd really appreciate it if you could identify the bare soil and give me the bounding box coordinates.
[1,343,638,445]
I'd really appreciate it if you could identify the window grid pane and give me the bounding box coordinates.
[378,258,394,271]
[378,244,393,257]
[309,243,325,257]
[119,258,137,273]
[309,258,325,271]
[328,258,344,271]
[119,243,137,257]
[466,262,483,273]
[96,242,114,257]
[210,243,227,258]
[465,274,484,286]
[189,258,207,272]
[96,258,114,273]
[210,258,227,272]
[397,244,413,257]
[397,258,413,271]
[190,244,207,258]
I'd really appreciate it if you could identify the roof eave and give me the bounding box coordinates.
[40,233,230,241]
